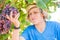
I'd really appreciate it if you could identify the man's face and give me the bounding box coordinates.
[28,7,44,24]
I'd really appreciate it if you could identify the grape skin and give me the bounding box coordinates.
[0,15,11,34]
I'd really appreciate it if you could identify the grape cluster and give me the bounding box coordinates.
[2,4,18,18]
[0,15,11,34]
[0,4,19,34]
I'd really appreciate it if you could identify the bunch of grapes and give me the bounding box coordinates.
[0,4,19,34]
[2,4,18,18]
[0,15,11,34]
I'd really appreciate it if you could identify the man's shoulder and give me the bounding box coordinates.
[46,21,59,24]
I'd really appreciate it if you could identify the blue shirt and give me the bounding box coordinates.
[21,21,60,40]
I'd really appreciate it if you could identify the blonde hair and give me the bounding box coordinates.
[26,3,48,20]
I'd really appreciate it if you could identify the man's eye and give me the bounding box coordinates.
[34,12,38,14]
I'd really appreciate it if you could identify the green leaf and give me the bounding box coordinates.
[26,0,33,4]
[43,0,51,4]
[35,0,47,10]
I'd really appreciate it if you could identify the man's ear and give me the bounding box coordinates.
[39,8,48,19]
[41,13,45,19]
[43,10,48,19]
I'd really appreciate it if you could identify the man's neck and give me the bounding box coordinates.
[35,21,46,33]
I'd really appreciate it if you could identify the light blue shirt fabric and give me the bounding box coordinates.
[21,21,60,40]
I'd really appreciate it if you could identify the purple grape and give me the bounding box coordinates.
[2,5,19,18]
[0,15,11,34]
[0,23,3,29]
[2,8,11,16]
[5,4,10,8]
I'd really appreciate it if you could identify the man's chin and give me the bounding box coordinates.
[32,21,42,25]
[32,22,39,25]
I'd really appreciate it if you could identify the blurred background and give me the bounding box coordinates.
[0,0,60,40]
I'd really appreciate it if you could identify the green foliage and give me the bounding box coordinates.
[26,0,57,12]
[35,0,47,10]
[0,34,9,40]
[26,0,33,4]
